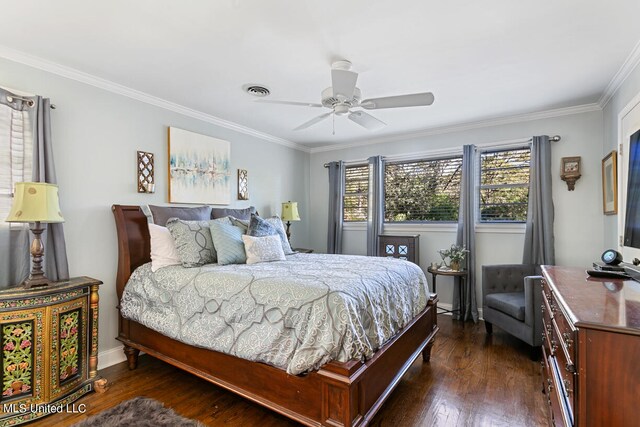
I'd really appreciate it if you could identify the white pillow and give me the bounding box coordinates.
[242,234,286,265]
[148,223,181,272]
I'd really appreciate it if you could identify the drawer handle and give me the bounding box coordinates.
[562,332,573,349]
[565,362,575,374]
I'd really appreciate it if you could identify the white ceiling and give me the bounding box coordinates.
[1,0,640,148]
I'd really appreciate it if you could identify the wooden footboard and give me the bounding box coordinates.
[112,204,439,426]
[118,295,437,427]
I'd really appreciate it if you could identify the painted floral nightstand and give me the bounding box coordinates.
[0,277,102,426]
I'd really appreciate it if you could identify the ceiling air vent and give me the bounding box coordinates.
[244,85,270,97]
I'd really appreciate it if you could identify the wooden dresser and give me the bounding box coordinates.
[0,277,102,426]
[541,266,640,427]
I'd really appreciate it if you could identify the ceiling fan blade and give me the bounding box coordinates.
[255,99,323,108]
[348,111,386,131]
[294,112,332,131]
[331,68,358,100]
[361,92,435,110]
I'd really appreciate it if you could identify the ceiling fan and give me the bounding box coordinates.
[257,60,435,132]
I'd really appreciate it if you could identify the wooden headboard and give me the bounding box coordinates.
[112,205,150,301]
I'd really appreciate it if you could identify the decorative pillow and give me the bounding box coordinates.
[242,234,286,265]
[148,223,181,272]
[264,216,295,255]
[209,222,247,265]
[149,205,212,226]
[247,214,278,237]
[211,206,256,221]
[166,217,230,267]
[229,217,249,233]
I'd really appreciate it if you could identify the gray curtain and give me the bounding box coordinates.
[367,155,384,256]
[523,136,555,265]
[327,161,345,254]
[32,96,69,281]
[455,145,479,322]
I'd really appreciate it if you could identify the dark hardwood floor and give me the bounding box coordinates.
[35,319,547,426]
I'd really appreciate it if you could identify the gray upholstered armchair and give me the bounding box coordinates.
[482,264,543,358]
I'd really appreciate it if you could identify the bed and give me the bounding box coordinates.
[112,204,438,427]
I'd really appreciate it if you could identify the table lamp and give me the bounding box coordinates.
[5,182,65,288]
[281,201,301,242]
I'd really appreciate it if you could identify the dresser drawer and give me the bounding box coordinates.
[553,310,576,363]
[541,281,556,356]
[542,305,556,356]
[548,355,573,427]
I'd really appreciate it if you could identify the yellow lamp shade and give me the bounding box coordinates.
[281,201,301,222]
[5,182,65,223]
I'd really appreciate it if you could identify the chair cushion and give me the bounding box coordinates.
[486,292,526,321]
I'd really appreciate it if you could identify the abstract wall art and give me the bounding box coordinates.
[168,127,231,204]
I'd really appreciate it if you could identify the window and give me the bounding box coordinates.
[0,106,32,222]
[479,147,531,222]
[343,164,368,221]
[385,157,463,222]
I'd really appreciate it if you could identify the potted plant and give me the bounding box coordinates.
[438,244,469,271]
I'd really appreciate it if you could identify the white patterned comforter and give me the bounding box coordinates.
[120,253,428,374]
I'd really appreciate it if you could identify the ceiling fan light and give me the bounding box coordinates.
[334,104,350,116]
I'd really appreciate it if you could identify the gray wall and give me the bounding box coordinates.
[603,63,640,248]
[0,57,310,365]
[309,111,605,310]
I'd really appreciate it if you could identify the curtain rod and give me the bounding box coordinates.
[322,135,561,167]
[4,94,56,109]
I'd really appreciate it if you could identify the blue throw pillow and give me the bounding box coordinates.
[209,222,247,265]
[247,213,278,237]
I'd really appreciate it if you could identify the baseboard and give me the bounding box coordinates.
[98,345,126,370]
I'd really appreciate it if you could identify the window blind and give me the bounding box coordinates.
[385,157,463,222]
[479,148,530,222]
[343,164,369,222]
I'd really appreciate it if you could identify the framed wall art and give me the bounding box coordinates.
[168,127,231,204]
[602,150,617,215]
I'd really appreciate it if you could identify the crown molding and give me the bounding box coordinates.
[0,45,310,153]
[599,39,640,109]
[309,103,601,153]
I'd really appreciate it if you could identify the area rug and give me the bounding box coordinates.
[73,397,203,427]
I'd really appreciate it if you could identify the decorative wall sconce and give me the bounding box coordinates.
[560,156,581,191]
[237,169,248,200]
[137,151,155,193]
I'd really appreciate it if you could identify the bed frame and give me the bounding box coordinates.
[112,204,438,427]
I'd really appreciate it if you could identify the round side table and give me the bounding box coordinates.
[427,266,468,316]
